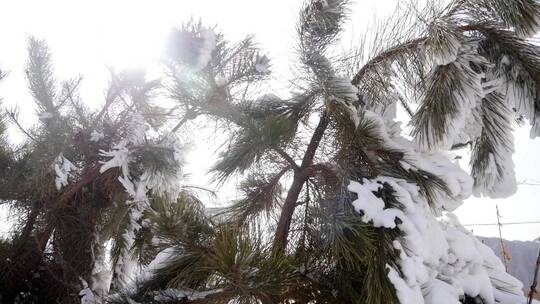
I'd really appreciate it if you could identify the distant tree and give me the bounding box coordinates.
[2,0,540,303]
[0,39,184,303]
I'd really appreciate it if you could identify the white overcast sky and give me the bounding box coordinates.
[0,0,539,241]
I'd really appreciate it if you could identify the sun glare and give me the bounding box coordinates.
[72,1,180,72]
[91,2,170,70]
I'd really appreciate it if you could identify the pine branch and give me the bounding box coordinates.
[94,71,122,125]
[5,109,37,142]
[352,37,427,86]
[55,164,104,209]
[478,27,540,137]
[56,77,82,111]
[410,41,487,149]
[465,0,540,37]
[25,37,57,114]
[470,91,516,198]
[428,16,462,66]
[63,78,91,128]
[159,107,197,144]
[298,0,350,54]
[451,141,473,150]
[398,96,414,118]
[211,113,297,182]
[12,201,41,254]
[351,24,480,87]
[273,147,300,171]
[221,167,290,224]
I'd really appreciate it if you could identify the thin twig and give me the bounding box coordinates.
[160,110,196,144]
[6,111,37,142]
[273,147,300,171]
[398,96,414,118]
[55,77,82,111]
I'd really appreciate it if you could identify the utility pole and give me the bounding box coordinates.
[496,205,510,272]
[529,243,540,304]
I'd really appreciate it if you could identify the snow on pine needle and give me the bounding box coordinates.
[97,112,186,288]
[196,28,217,71]
[428,17,462,67]
[254,55,271,74]
[470,89,517,198]
[349,175,525,304]
[53,153,77,190]
[99,112,185,198]
[90,130,105,142]
[411,41,489,151]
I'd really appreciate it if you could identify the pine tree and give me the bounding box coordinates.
[107,1,540,303]
[0,39,185,303]
[2,0,540,303]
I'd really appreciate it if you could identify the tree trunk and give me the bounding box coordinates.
[273,172,308,251]
[273,111,329,252]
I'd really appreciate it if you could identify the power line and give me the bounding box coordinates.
[518,179,540,186]
[463,220,540,227]
[519,182,540,186]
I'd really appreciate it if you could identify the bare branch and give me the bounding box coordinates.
[6,109,37,142]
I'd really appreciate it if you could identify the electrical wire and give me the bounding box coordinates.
[463,221,540,227]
